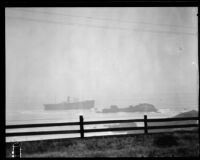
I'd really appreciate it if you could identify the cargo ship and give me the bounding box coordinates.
[44,96,95,110]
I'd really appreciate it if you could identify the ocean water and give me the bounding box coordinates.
[6,106,196,142]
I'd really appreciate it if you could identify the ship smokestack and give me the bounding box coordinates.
[67,96,70,103]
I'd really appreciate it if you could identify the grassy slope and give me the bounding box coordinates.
[6,131,199,157]
[147,110,198,132]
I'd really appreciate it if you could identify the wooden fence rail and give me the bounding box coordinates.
[6,115,199,138]
[6,122,80,129]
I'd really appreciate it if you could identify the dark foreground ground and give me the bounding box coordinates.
[6,130,199,157]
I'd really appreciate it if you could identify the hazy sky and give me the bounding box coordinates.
[6,7,198,110]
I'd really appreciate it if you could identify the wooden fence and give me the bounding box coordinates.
[6,115,199,138]
[6,115,199,157]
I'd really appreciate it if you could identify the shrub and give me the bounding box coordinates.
[153,134,179,148]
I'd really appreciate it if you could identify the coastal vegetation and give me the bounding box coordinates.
[6,130,199,157]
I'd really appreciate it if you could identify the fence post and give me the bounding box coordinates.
[144,115,148,134]
[12,142,21,158]
[79,115,84,138]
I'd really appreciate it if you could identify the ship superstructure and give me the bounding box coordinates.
[44,96,95,110]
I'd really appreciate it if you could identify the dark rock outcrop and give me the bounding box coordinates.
[174,110,198,118]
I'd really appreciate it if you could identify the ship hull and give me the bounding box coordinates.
[44,100,95,110]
